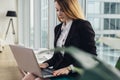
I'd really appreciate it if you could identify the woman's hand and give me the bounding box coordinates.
[39,63,49,68]
[22,73,44,80]
[22,73,36,80]
[53,67,71,76]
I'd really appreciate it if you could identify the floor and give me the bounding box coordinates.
[0,45,22,80]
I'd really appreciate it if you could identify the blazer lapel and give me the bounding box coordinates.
[64,21,75,46]
[54,25,62,47]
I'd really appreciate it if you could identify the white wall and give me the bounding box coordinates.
[0,0,17,44]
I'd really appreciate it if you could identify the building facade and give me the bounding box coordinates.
[86,0,120,66]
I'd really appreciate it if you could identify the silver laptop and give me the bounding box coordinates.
[9,45,54,78]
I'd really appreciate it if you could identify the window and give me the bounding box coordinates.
[18,0,55,48]
[104,2,110,14]
[86,0,120,66]
[40,0,49,48]
[30,0,49,48]
[88,18,100,30]
[116,19,120,29]
[110,19,115,30]
[104,19,109,30]
[88,1,100,14]
[110,3,116,14]
[104,2,120,14]
[116,3,120,14]
[104,18,120,30]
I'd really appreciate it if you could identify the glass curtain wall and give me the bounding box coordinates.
[26,0,49,48]
[40,0,49,48]
[18,0,55,49]
[86,0,120,66]
[18,0,49,48]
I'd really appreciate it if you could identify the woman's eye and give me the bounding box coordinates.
[56,9,59,12]
[61,9,64,12]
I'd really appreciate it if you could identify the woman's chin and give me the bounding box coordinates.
[60,19,65,22]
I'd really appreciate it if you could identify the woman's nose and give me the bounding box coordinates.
[58,11,62,16]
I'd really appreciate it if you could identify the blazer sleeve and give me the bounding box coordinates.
[80,20,97,55]
[44,52,58,67]
[44,24,62,67]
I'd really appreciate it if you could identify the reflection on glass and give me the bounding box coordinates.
[104,2,120,14]
[87,0,120,66]
[116,3,120,14]
[104,19,109,30]
[88,18,100,30]
[110,19,115,30]
[41,0,48,48]
[88,2,100,14]
[104,2,109,14]
[116,19,120,29]
[110,3,116,14]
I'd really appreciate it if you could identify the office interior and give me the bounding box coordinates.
[0,0,120,80]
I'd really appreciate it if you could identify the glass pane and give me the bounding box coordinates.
[104,2,110,14]
[116,19,120,30]
[86,0,120,66]
[88,2,100,14]
[116,3,120,14]
[94,18,100,30]
[88,18,100,30]
[110,3,116,14]
[110,19,115,30]
[41,0,48,48]
[88,2,94,14]
[104,19,109,30]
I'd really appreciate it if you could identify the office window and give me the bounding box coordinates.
[116,19,120,29]
[104,2,110,14]
[110,3,116,14]
[95,34,101,55]
[88,1,100,14]
[86,0,120,66]
[104,18,120,30]
[30,0,34,48]
[110,19,115,30]
[104,2,120,14]
[116,3,120,14]
[30,0,49,48]
[103,34,115,51]
[40,0,48,48]
[104,19,109,30]
[18,0,56,48]
[88,18,100,30]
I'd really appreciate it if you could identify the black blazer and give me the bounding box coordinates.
[45,19,97,70]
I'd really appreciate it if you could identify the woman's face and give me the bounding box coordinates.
[55,1,70,23]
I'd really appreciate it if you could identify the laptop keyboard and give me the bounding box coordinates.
[41,68,54,75]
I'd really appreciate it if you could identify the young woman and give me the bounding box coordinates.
[22,0,97,80]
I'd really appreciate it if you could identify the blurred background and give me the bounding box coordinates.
[0,0,120,72]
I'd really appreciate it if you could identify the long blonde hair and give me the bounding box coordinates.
[54,0,85,22]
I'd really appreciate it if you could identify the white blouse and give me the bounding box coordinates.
[57,20,73,55]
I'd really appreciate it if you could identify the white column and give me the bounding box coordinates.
[18,0,24,45]
[34,0,41,48]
